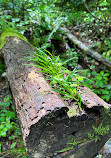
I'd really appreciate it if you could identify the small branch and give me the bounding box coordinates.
[60,27,111,69]
[83,0,103,22]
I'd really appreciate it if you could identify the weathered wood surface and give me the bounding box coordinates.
[1,36,111,158]
[79,86,111,108]
[60,27,111,69]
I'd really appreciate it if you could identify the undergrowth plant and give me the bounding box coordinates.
[27,48,84,110]
[0,95,15,138]
[60,48,79,70]
[0,94,28,157]
[82,67,111,103]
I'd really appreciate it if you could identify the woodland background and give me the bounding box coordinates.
[0,0,111,157]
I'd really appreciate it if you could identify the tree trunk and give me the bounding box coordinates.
[60,27,111,69]
[1,36,111,158]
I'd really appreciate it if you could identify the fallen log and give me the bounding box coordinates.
[1,32,111,158]
[60,27,111,69]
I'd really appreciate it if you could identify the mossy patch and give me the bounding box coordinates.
[0,28,29,50]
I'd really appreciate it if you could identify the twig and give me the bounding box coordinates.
[83,0,104,22]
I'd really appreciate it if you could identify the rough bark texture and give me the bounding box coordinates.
[1,36,111,158]
[60,27,111,69]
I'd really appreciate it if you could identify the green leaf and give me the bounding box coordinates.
[70,83,78,87]
[0,101,7,106]
[6,111,15,118]
[0,116,5,122]
[9,135,14,140]
[96,75,102,80]
[76,76,84,81]
[10,142,17,149]
[0,124,4,129]
[104,73,110,77]
[0,131,6,137]
[6,123,13,130]
[57,146,73,153]
[99,1,108,6]
[100,71,104,76]
[99,81,103,87]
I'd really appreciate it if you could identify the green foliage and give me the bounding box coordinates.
[82,68,111,102]
[0,95,16,137]
[28,3,65,30]
[0,0,110,54]
[58,121,110,153]
[93,123,109,136]
[101,108,111,127]
[97,154,103,158]
[88,132,94,140]
[57,138,86,153]
[0,13,29,34]
[27,49,84,109]
[61,48,79,69]
[27,1,68,48]
[88,123,110,142]
[0,0,111,156]
[0,94,28,157]
[102,38,111,59]
[0,0,69,48]
[0,95,15,137]
[69,0,83,6]
[1,146,29,158]
[83,0,111,23]
[103,50,111,60]
[57,146,73,153]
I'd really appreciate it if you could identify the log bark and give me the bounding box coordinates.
[60,27,111,69]
[1,36,111,158]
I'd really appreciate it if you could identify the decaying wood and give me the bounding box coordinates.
[79,86,111,109]
[60,27,111,69]
[1,36,111,158]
